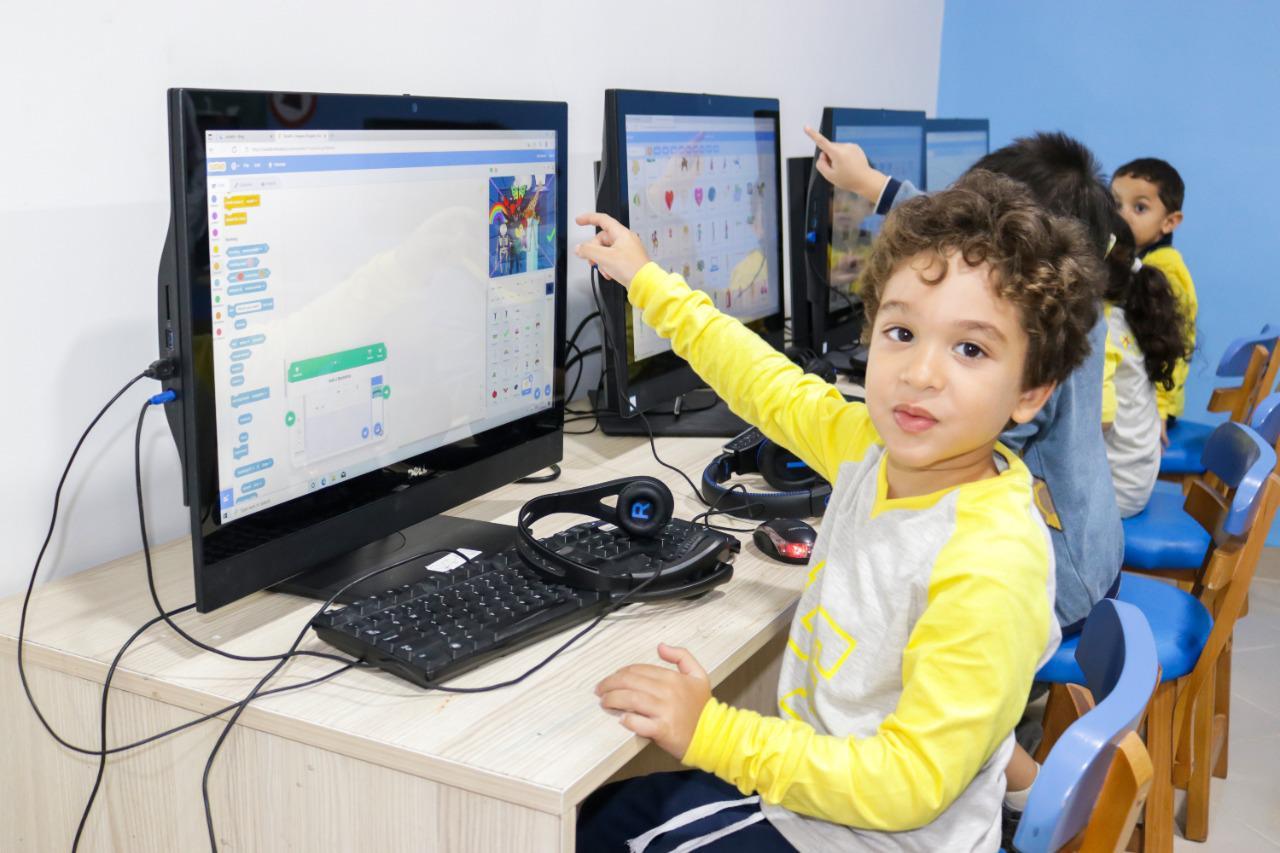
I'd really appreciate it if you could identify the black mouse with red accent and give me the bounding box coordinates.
[753,517,817,564]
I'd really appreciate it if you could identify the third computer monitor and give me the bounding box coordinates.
[925,118,990,192]
[595,89,786,425]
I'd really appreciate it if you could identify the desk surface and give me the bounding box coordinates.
[0,430,810,818]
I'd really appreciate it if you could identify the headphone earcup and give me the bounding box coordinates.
[758,441,821,490]
[615,479,673,538]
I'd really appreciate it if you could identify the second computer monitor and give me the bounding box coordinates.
[595,89,785,425]
[810,107,926,354]
[925,118,990,192]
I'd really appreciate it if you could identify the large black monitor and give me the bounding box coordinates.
[158,88,567,612]
[925,118,990,191]
[795,108,925,370]
[592,89,786,437]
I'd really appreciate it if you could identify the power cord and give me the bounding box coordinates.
[516,463,562,485]
[16,364,365,851]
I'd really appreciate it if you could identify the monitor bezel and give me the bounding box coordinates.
[595,89,787,417]
[163,87,568,612]
[924,117,991,192]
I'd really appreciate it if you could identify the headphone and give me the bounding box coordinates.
[784,346,838,384]
[515,476,735,597]
[701,427,832,520]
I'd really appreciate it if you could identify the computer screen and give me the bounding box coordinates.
[827,110,925,318]
[925,118,990,191]
[595,90,785,426]
[204,129,557,523]
[793,108,925,359]
[159,89,567,611]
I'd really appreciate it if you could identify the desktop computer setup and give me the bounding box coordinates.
[18,85,987,844]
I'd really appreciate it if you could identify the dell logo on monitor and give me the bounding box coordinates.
[629,501,652,521]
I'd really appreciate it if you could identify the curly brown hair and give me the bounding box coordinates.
[859,170,1102,389]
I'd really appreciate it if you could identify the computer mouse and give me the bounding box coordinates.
[753,518,817,564]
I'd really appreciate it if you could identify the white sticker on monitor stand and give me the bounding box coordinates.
[425,549,483,572]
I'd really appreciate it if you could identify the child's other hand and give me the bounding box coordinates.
[1160,418,1170,448]
[805,126,889,202]
[595,643,711,759]
[575,213,651,287]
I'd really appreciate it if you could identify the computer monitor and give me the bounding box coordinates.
[593,89,786,436]
[157,88,568,612]
[795,108,925,366]
[925,118,990,192]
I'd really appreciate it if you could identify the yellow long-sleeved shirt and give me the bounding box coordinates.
[627,263,1059,851]
[1142,242,1197,418]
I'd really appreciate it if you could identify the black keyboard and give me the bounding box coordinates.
[311,519,737,687]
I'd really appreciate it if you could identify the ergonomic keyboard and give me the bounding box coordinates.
[311,519,738,687]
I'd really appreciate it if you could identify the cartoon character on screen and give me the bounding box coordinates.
[497,222,513,276]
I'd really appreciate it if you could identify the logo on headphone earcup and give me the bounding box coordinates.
[616,479,673,538]
[757,441,821,490]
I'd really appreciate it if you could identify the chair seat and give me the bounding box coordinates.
[1037,574,1211,684]
[1159,419,1214,475]
[1121,488,1212,570]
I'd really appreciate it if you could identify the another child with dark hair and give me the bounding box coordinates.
[1101,214,1193,515]
[1111,158,1197,439]
[573,171,1099,852]
[805,127,1123,633]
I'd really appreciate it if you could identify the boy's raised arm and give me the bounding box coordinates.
[577,214,875,481]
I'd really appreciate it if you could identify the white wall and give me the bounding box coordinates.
[0,0,943,598]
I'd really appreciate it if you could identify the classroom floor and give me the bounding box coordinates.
[1173,546,1280,850]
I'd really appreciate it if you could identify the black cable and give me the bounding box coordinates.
[692,484,762,534]
[17,371,147,758]
[516,463,562,485]
[566,310,601,355]
[634,413,705,503]
[131,398,343,666]
[73,605,187,852]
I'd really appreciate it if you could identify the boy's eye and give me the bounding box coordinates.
[1135,203,1147,214]
[953,341,986,359]
[885,326,913,343]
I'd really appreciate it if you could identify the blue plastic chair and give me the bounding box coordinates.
[1013,600,1158,853]
[1252,392,1280,447]
[1161,327,1279,476]
[1040,421,1278,851]
[1050,422,1274,683]
[1124,409,1276,573]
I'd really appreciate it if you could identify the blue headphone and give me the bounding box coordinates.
[701,428,832,520]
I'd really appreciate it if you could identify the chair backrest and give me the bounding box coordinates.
[1173,448,1280,764]
[1216,330,1279,377]
[1014,600,1159,853]
[1251,392,1280,450]
[1197,422,1277,541]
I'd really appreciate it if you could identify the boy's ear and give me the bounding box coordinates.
[1162,210,1184,235]
[1011,381,1056,425]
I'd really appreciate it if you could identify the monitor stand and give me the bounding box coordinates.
[271,514,517,605]
[588,389,749,438]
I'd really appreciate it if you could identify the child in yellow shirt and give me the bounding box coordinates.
[575,171,1100,852]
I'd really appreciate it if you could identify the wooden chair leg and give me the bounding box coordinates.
[1143,680,1175,853]
[1035,682,1077,763]
[1185,671,1215,841]
[1214,640,1232,779]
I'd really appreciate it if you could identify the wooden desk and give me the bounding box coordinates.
[0,430,810,852]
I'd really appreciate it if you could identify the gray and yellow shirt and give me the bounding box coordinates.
[628,263,1060,852]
